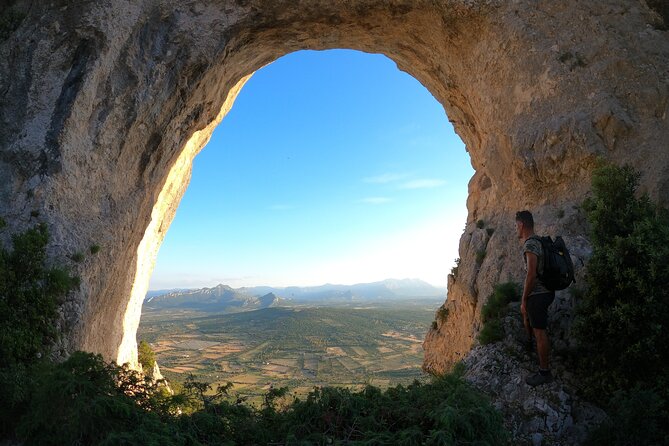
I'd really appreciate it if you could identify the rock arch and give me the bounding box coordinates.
[0,0,667,370]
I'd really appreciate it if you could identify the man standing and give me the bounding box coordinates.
[515,210,555,386]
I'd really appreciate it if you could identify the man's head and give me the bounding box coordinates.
[515,210,534,240]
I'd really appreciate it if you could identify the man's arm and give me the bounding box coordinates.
[521,252,538,317]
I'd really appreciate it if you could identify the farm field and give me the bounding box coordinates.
[138,304,437,401]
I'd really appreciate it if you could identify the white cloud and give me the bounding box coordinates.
[358,197,392,204]
[362,172,410,184]
[399,179,446,189]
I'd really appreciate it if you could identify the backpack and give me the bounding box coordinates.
[530,235,575,291]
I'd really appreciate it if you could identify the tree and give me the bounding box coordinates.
[138,340,156,376]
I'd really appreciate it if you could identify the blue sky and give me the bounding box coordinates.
[149,50,473,290]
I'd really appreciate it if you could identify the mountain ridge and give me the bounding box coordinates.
[144,278,446,311]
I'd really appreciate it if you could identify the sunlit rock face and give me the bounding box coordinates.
[0,0,667,369]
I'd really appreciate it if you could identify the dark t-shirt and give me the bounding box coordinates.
[523,237,550,296]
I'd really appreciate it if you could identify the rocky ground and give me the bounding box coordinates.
[462,296,606,445]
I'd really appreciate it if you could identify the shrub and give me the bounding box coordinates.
[476,219,485,229]
[17,352,183,445]
[437,305,449,322]
[475,249,486,265]
[478,319,504,345]
[450,257,460,277]
[70,251,84,263]
[0,224,512,445]
[0,6,26,41]
[8,352,510,445]
[138,340,156,376]
[0,224,79,436]
[584,385,669,446]
[478,283,520,345]
[90,244,101,254]
[0,224,79,366]
[558,51,586,69]
[647,0,669,30]
[278,366,509,445]
[574,165,669,399]
[574,164,669,443]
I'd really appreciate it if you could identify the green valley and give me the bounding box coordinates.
[138,304,437,402]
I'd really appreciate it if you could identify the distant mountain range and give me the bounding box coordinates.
[144,279,445,312]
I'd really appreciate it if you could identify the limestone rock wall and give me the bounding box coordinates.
[0,0,667,369]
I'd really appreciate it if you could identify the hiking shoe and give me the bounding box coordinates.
[525,371,553,387]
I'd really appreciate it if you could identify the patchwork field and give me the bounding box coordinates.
[138,304,437,400]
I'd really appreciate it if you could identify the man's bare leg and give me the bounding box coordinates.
[533,328,550,370]
[524,315,533,339]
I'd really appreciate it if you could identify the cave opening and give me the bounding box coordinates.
[136,49,473,392]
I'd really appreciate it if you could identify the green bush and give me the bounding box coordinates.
[90,244,101,254]
[478,283,520,345]
[475,249,486,265]
[0,223,79,366]
[0,223,511,445]
[277,366,509,445]
[138,340,156,376]
[574,165,669,398]
[437,305,449,322]
[17,352,184,445]
[0,224,79,437]
[450,257,460,277]
[7,352,510,445]
[478,319,504,345]
[584,385,669,446]
[0,6,26,41]
[574,164,669,443]
[476,219,485,229]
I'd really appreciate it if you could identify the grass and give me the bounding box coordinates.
[70,252,84,263]
[476,249,486,265]
[478,283,520,345]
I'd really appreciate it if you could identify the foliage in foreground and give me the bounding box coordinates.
[0,222,80,438]
[0,223,79,366]
[478,282,520,345]
[574,165,669,397]
[574,164,669,444]
[0,221,509,444]
[4,352,510,445]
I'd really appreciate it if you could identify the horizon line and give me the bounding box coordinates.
[147,277,448,292]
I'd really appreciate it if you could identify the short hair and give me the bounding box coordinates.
[515,210,534,229]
